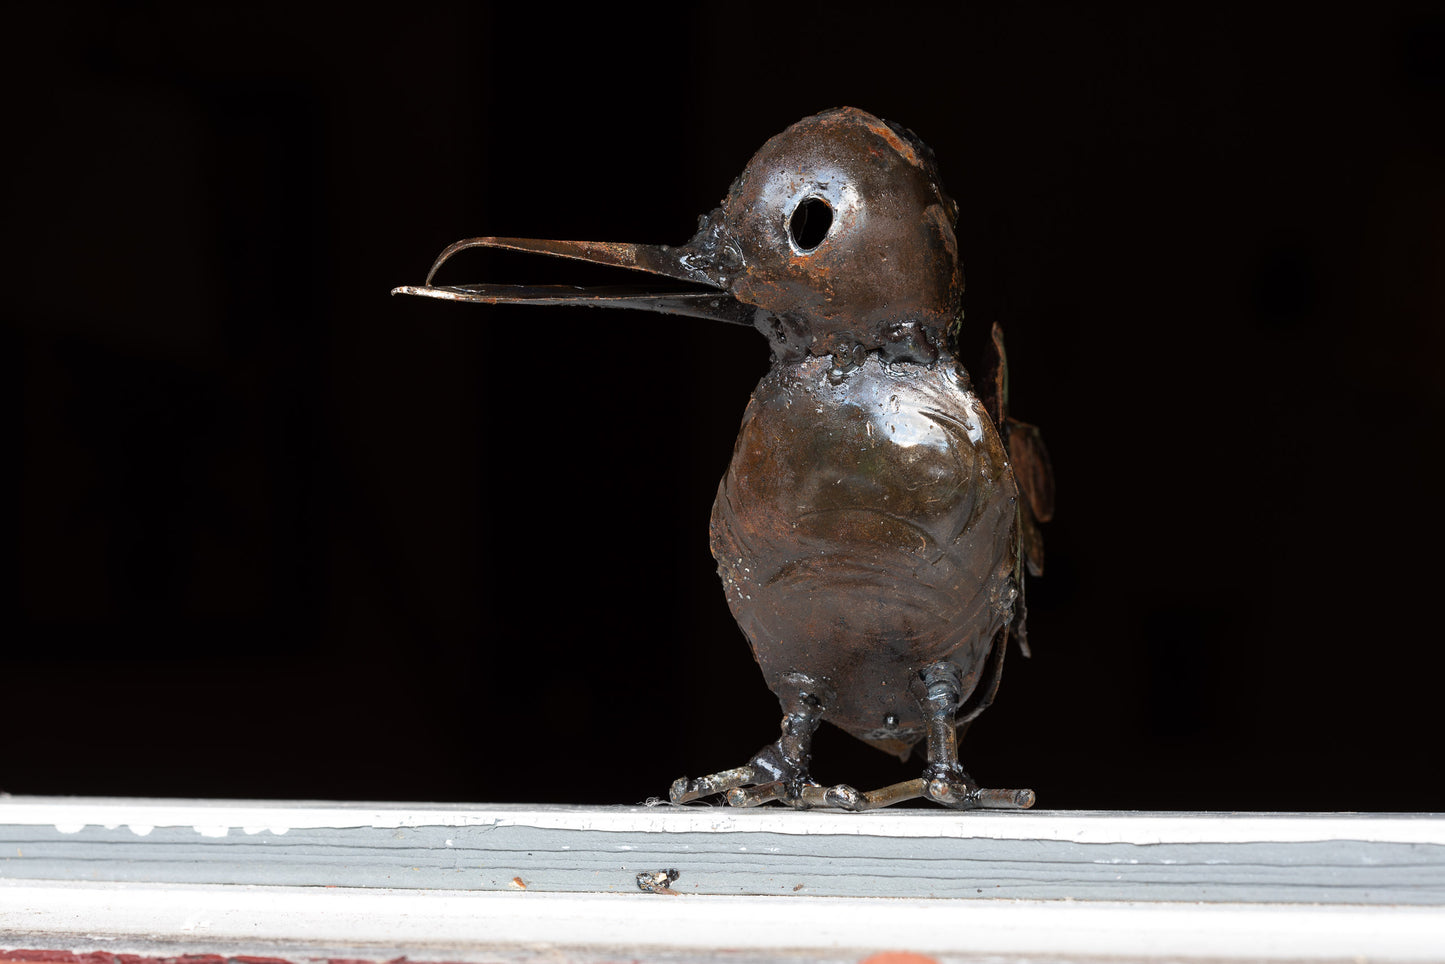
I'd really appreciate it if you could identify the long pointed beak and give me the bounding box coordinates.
[391,235,754,326]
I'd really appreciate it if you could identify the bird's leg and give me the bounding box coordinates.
[670,664,1033,811]
[840,661,1035,811]
[920,661,1034,809]
[671,672,860,809]
[724,684,822,809]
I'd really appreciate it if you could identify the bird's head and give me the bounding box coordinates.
[395,108,963,363]
[709,107,963,358]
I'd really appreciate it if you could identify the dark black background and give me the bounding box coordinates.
[6,2,1443,810]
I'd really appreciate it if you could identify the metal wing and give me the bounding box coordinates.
[980,322,1055,658]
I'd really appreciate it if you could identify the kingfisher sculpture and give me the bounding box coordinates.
[394,107,1052,810]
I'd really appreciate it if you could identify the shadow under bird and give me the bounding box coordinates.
[394,107,1053,810]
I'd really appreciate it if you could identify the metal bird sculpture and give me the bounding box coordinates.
[394,107,1053,810]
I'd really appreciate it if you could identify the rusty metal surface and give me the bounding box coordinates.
[393,108,1051,810]
[710,351,1017,757]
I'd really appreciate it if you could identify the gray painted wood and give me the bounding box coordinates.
[3,799,1443,905]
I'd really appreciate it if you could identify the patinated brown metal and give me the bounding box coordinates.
[393,107,1051,810]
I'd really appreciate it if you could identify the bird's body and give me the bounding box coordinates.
[712,351,1018,760]
[396,107,1051,810]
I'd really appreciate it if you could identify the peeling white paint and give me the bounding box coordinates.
[7,798,1445,846]
[177,912,212,932]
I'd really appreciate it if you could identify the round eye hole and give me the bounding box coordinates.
[788,196,833,252]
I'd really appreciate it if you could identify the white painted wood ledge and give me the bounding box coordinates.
[2,797,1444,962]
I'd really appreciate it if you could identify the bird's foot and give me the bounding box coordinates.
[670,769,864,810]
[669,769,1032,811]
[901,763,1040,809]
[668,765,757,805]
[924,776,1035,809]
[672,672,848,809]
[670,742,860,810]
[725,780,867,810]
